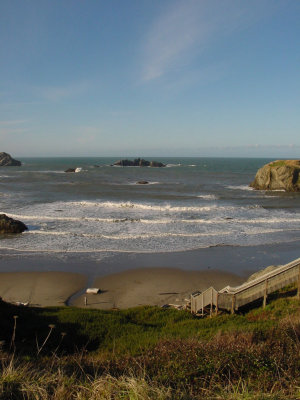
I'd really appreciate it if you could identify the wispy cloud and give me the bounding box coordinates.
[0,119,29,126]
[141,0,273,82]
[0,120,29,136]
[36,81,91,101]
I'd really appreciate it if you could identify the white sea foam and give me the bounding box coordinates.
[8,212,300,227]
[26,230,231,239]
[166,163,181,167]
[226,185,254,191]
[6,213,117,223]
[70,200,222,212]
[196,194,218,200]
[13,170,65,174]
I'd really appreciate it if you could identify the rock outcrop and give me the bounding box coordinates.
[0,152,21,166]
[250,160,300,191]
[113,158,165,167]
[0,214,28,234]
[65,168,76,173]
[149,161,165,167]
[246,265,280,283]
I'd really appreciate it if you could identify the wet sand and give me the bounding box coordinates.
[1,241,299,279]
[0,241,298,309]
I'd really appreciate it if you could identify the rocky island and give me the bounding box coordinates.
[0,152,21,166]
[0,214,28,234]
[250,159,300,191]
[113,158,165,167]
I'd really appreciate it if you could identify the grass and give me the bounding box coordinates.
[2,296,296,356]
[269,159,300,169]
[0,289,300,399]
[270,161,288,168]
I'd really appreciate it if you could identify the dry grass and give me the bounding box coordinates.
[1,295,300,399]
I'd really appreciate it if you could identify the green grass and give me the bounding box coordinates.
[1,291,300,399]
[0,298,294,356]
[270,160,288,168]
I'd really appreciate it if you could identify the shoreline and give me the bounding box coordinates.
[0,241,299,309]
[1,240,299,278]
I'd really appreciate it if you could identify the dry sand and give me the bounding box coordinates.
[73,267,243,309]
[0,271,86,307]
[0,268,243,309]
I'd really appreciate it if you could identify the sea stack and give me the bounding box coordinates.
[113,158,165,167]
[0,214,28,234]
[0,152,21,166]
[250,160,300,191]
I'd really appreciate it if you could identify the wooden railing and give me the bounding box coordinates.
[191,257,300,315]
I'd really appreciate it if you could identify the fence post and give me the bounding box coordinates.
[216,293,219,316]
[231,294,236,314]
[201,292,204,317]
[298,265,300,299]
[210,288,213,318]
[263,279,268,308]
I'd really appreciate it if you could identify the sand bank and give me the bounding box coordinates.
[0,271,86,307]
[72,267,243,309]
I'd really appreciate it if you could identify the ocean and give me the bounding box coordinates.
[0,157,299,263]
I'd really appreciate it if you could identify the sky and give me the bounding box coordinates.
[0,0,300,157]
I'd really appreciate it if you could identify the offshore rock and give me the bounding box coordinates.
[113,158,165,167]
[149,161,165,167]
[136,181,149,184]
[65,168,76,173]
[0,214,28,234]
[250,160,300,191]
[0,152,21,166]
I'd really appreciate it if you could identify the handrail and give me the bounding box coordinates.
[191,257,300,314]
[219,257,300,294]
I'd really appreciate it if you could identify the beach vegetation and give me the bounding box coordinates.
[0,287,300,399]
[270,160,287,168]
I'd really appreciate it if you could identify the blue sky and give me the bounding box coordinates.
[0,0,299,157]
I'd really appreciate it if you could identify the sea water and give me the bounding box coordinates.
[0,157,299,259]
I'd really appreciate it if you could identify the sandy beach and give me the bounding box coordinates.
[0,271,86,307]
[0,267,243,309]
[73,267,243,309]
[1,240,298,309]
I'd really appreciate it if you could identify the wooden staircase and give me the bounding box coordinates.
[191,257,300,315]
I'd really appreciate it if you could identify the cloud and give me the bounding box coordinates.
[0,119,29,126]
[36,81,91,101]
[0,120,29,136]
[0,127,28,136]
[140,0,274,82]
